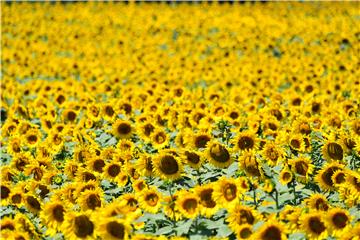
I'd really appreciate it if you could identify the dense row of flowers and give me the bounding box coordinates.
[1,2,359,240]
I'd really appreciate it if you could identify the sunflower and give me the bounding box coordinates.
[254,221,287,240]
[300,212,328,240]
[0,182,11,205]
[187,131,212,149]
[261,141,286,166]
[118,193,139,212]
[194,183,219,218]
[138,187,162,214]
[135,154,154,177]
[288,133,305,152]
[305,194,329,211]
[40,198,67,235]
[78,189,103,211]
[226,204,259,231]
[87,157,106,174]
[279,167,293,185]
[289,156,314,183]
[322,140,344,162]
[7,136,22,156]
[116,139,134,153]
[63,109,78,123]
[97,217,131,240]
[206,141,234,168]
[235,224,253,239]
[112,119,133,139]
[63,210,95,240]
[132,179,147,193]
[213,177,241,209]
[339,133,356,154]
[151,128,169,149]
[181,149,204,169]
[345,171,360,199]
[103,162,122,181]
[153,152,183,181]
[87,104,101,122]
[0,216,16,233]
[238,150,263,178]
[315,162,344,191]
[102,103,116,122]
[24,194,42,214]
[9,184,25,207]
[176,191,200,219]
[233,131,258,152]
[331,169,347,186]
[138,121,156,141]
[24,128,41,147]
[326,208,352,237]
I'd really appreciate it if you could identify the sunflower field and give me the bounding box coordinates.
[1,1,360,240]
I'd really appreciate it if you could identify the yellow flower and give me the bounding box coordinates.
[153,151,183,181]
[112,119,133,139]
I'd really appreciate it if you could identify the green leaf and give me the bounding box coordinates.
[176,219,193,235]
[156,226,173,235]
[216,224,232,237]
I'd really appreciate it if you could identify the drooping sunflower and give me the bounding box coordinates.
[213,177,241,209]
[24,194,42,214]
[97,217,131,240]
[345,171,360,199]
[176,191,200,219]
[63,210,95,240]
[194,183,219,218]
[238,150,263,178]
[254,221,287,240]
[153,152,183,181]
[233,131,258,152]
[326,208,352,237]
[315,162,344,191]
[112,119,133,139]
[138,187,162,214]
[289,156,314,183]
[226,204,259,231]
[300,212,328,240]
[322,140,344,162]
[206,141,234,168]
[7,136,22,156]
[40,197,67,236]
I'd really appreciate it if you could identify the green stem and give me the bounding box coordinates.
[252,186,258,209]
[274,188,279,210]
[168,182,177,231]
[292,180,297,205]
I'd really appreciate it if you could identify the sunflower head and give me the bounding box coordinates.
[234,131,258,152]
[153,152,183,181]
[315,162,344,190]
[255,221,287,240]
[206,141,233,168]
[112,119,133,139]
[300,212,328,240]
[322,141,344,161]
[176,191,200,219]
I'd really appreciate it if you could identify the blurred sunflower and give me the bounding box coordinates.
[112,119,133,139]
